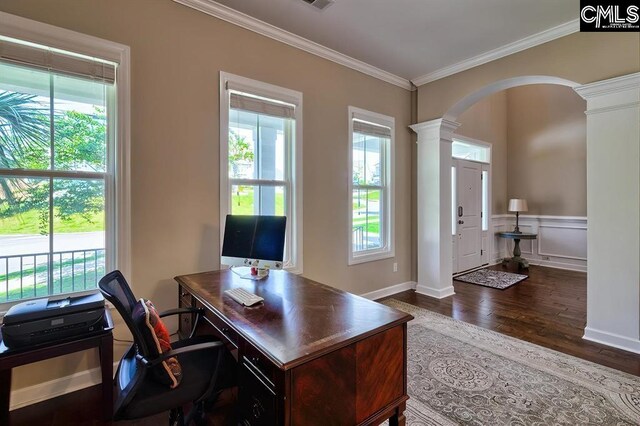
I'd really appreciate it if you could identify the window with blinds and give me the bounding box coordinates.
[349,107,395,264]
[0,36,118,304]
[221,73,303,272]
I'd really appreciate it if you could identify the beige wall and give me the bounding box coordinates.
[455,85,586,216]
[418,32,640,121]
[0,0,412,392]
[506,85,586,216]
[456,91,508,214]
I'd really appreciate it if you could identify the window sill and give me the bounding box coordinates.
[348,250,395,266]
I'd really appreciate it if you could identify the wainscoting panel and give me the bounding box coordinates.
[491,215,587,272]
[538,225,587,260]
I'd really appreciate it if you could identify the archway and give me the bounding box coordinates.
[410,72,640,353]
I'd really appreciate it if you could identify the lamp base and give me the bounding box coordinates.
[513,212,521,233]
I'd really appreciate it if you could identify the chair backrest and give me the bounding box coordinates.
[98,270,151,355]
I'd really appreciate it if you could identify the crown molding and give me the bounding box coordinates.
[172,0,412,90]
[575,72,640,98]
[411,19,580,87]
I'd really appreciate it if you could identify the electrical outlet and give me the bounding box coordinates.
[393,262,398,272]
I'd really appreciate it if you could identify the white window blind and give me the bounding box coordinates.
[353,119,391,138]
[0,36,116,83]
[230,92,295,119]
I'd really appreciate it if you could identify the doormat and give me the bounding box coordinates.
[455,269,527,290]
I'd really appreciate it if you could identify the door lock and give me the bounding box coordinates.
[458,220,464,224]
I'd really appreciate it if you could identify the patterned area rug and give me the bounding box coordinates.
[382,299,640,425]
[455,268,528,290]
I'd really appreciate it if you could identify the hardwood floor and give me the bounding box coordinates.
[9,264,639,425]
[383,264,640,376]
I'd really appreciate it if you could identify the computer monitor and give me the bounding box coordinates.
[221,215,287,270]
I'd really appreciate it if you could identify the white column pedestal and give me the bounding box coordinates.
[576,73,640,354]
[410,119,460,298]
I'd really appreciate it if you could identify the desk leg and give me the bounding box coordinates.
[1,368,10,426]
[389,402,406,426]
[99,333,113,421]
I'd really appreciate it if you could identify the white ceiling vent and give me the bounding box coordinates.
[301,0,334,11]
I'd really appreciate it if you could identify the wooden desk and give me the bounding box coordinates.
[497,231,537,268]
[0,309,114,425]
[174,270,413,426]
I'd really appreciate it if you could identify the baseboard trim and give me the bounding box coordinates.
[10,362,119,411]
[583,327,640,354]
[360,281,417,301]
[415,284,455,299]
[536,259,587,273]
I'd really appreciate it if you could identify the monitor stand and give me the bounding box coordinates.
[231,266,269,281]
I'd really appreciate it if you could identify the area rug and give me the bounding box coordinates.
[382,299,640,426]
[455,268,528,290]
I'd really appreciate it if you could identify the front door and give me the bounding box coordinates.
[455,159,482,272]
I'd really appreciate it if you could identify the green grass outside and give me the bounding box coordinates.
[353,189,381,234]
[231,189,285,215]
[353,216,380,234]
[0,209,105,235]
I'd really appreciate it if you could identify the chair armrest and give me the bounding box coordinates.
[158,307,204,318]
[136,341,224,367]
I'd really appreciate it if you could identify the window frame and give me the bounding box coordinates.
[219,72,303,274]
[348,106,395,265]
[0,12,131,313]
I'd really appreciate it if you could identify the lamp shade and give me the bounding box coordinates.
[508,199,528,212]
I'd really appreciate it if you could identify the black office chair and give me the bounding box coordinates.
[99,270,225,426]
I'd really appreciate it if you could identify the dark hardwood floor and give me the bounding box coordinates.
[383,264,640,376]
[9,264,639,425]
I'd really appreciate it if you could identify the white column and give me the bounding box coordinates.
[575,73,640,354]
[410,118,460,298]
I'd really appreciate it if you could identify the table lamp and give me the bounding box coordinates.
[508,198,528,233]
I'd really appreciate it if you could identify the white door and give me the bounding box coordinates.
[455,159,482,272]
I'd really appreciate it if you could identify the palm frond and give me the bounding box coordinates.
[0,91,49,166]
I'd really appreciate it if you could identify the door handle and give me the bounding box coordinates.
[458,206,463,217]
[458,220,464,224]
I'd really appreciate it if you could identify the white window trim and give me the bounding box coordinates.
[219,72,303,274]
[0,12,131,313]
[348,106,395,265]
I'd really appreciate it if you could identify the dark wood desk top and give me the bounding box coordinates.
[497,231,537,239]
[175,269,413,370]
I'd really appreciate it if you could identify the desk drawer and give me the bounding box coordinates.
[243,343,276,389]
[239,359,277,426]
[194,300,239,349]
[178,286,193,307]
[178,287,195,339]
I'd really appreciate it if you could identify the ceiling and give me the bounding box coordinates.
[208,0,579,84]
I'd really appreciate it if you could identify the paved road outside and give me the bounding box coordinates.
[0,232,104,256]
